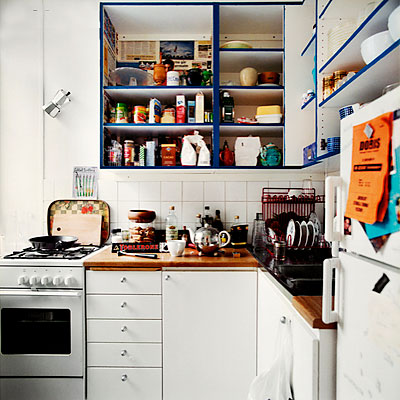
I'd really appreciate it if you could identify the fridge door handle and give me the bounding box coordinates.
[325,176,343,244]
[322,258,340,324]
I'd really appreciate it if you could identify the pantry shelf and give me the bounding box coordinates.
[104,123,213,136]
[219,123,283,137]
[219,86,283,104]
[300,32,316,57]
[301,95,315,110]
[318,0,395,74]
[319,39,400,108]
[219,49,283,72]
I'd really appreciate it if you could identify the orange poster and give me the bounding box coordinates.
[345,112,393,224]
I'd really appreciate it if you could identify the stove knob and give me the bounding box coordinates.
[41,276,52,285]
[64,276,75,287]
[53,276,63,286]
[17,275,29,286]
[29,276,40,286]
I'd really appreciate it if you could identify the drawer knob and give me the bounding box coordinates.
[120,302,127,308]
[165,274,171,281]
[121,349,127,356]
[280,316,287,324]
[121,374,128,382]
[120,277,127,283]
[121,326,128,332]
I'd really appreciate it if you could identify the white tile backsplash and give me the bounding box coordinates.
[161,181,182,202]
[183,181,203,202]
[138,201,161,223]
[118,182,139,201]
[247,202,262,222]
[161,202,182,224]
[225,181,246,201]
[118,201,139,224]
[182,201,203,223]
[139,182,160,201]
[204,181,225,201]
[225,202,247,223]
[106,200,118,223]
[205,202,225,222]
[247,181,268,202]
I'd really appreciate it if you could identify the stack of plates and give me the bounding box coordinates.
[327,137,340,153]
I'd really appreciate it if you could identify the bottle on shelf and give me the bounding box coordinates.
[166,206,178,241]
[230,215,249,248]
[195,213,202,230]
[212,209,224,232]
[202,205,213,226]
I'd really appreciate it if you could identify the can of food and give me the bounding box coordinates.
[133,105,147,123]
[124,140,135,166]
[167,70,180,86]
[109,107,116,123]
[116,103,128,123]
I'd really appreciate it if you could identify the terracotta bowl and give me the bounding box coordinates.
[258,71,280,85]
[128,210,156,223]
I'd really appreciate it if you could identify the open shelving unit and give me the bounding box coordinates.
[100,3,286,170]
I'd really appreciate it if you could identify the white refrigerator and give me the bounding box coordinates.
[323,86,400,400]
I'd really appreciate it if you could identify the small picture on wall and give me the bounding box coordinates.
[160,41,194,60]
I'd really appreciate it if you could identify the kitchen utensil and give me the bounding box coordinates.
[167,239,186,257]
[239,67,258,86]
[360,30,394,64]
[52,214,102,246]
[260,143,282,166]
[252,212,266,250]
[267,227,278,243]
[110,67,154,86]
[230,223,249,248]
[153,63,167,85]
[220,40,252,49]
[29,235,78,250]
[219,140,235,166]
[188,224,231,256]
[128,210,156,223]
[117,251,158,259]
[388,5,400,41]
[273,240,286,260]
[258,71,280,85]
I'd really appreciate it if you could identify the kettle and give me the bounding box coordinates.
[188,224,231,256]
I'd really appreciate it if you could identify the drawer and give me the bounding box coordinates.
[87,343,162,367]
[87,319,162,343]
[87,295,161,319]
[87,367,161,400]
[86,270,161,294]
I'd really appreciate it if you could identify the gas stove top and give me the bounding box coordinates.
[3,246,100,260]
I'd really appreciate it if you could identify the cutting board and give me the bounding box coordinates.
[52,214,102,246]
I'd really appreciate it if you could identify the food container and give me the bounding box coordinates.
[128,209,156,243]
[360,30,394,64]
[256,105,281,115]
[116,103,128,123]
[258,71,280,85]
[255,114,282,123]
[124,140,135,166]
[133,106,146,123]
[161,144,176,166]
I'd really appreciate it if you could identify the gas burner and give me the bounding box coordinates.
[4,245,101,260]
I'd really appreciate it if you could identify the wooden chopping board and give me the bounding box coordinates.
[52,214,102,246]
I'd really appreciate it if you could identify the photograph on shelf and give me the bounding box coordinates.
[160,40,195,60]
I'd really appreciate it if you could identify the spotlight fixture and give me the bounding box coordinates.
[42,89,71,118]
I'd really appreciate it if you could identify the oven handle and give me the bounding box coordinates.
[0,290,82,297]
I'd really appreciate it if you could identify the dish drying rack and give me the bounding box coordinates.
[262,187,327,249]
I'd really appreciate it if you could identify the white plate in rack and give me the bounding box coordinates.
[306,221,315,247]
[299,221,308,249]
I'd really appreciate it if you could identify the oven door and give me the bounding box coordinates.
[0,289,83,377]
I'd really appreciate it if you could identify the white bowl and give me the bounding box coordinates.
[388,5,400,42]
[360,30,394,64]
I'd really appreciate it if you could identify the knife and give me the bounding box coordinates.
[118,251,158,259]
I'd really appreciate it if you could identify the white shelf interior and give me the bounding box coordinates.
[219,50,283,73]
[104,124,213,137]
[219,124,283,137]
[220,88,283,105]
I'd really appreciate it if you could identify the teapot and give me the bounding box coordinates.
[188,224,231,256]
[219,140,234,166]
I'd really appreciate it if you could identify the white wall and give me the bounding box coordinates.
[0,0,324,253]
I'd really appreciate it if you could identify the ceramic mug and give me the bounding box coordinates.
[167,239,186,257]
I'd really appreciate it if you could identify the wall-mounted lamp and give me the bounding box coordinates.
[42,89,71,118]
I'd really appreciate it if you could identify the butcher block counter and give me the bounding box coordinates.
[84,245,259,271]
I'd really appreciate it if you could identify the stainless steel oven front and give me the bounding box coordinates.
[0,288,83,376]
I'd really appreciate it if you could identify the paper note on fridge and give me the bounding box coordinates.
[345,112,393,225]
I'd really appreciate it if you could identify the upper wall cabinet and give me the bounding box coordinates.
[100,2,298,170]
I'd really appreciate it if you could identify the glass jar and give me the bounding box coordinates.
[124,140,135,166]
[129,221,156,243]
[111,228,122,243]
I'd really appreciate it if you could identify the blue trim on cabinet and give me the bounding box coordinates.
[220,48,284,53]
[104,86,212,91]
[219,85,284,90]
[104,123,214,128]
[300,95,315,110]
[219,123,284,127]
[319,39,400,107]
[100,4,104,168]
[318,0,390,73]
[283,5,286,166]
[314,0,319,158]
[318,0,333,19]
[300,32,316,56]
[101,2,304,5]
[212,4,220,168]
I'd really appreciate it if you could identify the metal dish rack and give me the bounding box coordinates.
[262,187,327,249]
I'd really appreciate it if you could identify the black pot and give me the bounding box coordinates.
[29,235,78,250]
[186,68,203,86]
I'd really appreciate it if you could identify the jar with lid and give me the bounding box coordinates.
[128,210,156,243]
[111,228,122,243]
[124,140,135,166]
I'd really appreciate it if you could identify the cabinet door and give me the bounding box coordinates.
[163,271,256,400]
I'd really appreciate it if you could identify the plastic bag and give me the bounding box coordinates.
[247,320,293,400]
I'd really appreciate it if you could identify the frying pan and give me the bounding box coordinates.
[29,235,78,250]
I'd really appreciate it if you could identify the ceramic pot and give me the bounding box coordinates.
[153,63,167,86]
[239,67,258,86]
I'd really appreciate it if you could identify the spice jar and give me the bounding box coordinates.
[124,140,135,166]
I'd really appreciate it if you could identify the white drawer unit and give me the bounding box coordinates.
[86,270,161,294]
[87,320,162,343]
[87,367,162,400]
[87,294,162,319]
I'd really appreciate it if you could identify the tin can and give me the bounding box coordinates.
[273,241,286,260]
[124,140,135,166]
[109,107,116,123]
[133,105,146,123]
[116,103,128,123]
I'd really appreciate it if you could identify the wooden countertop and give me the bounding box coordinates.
[292,296,337,330]
[84,246,259,270]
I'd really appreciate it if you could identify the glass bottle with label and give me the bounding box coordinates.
[166,206,178,240]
